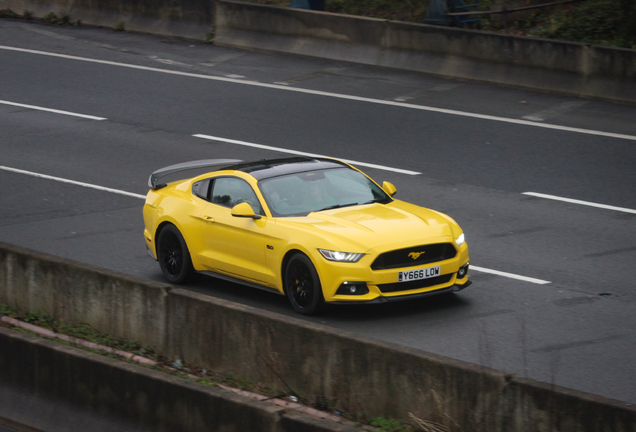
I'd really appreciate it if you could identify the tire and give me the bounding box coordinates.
[284,253,324,315]
[157,224,195,284]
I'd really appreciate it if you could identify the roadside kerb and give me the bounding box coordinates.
[1,242,635,431]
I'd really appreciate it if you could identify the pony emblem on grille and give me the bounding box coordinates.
[408,251,426,260]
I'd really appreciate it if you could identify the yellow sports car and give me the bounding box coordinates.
[143,157,470,315]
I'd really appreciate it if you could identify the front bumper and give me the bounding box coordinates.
[328,279,472,305]
[315,242,471,303]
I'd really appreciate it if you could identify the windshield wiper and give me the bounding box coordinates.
[317,202,359,212]
[362,198,391,205]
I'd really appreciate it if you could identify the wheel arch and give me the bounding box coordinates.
[153,218,192,257]
[281,248,305,294]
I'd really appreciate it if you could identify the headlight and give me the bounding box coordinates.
[455,233,465,246]
[318,249,364,263]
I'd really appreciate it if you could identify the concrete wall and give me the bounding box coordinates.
[0,326,358,432]
[214,1,636,104]
[2,241,636,431]
[1,0,215,40]
[1,0,634,103]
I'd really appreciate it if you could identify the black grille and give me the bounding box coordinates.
[378,274,453,293]
[371,243,457,271]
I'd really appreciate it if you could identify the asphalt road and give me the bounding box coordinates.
[1,19,635,405]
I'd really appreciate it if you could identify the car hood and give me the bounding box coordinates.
[279,201,458,252]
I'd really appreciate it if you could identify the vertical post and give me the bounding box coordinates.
[503,2,508,32]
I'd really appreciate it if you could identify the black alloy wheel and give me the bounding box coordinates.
[157,224,194,284]
[285,253,324,315]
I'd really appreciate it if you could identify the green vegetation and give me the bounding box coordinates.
[39,11,78,25]
[480,0,636,48]
[244,0,428,21]
[370,417,410,431]
[114,20,126,31]
[1,1,634,48]
[42,12,59,24]
[242,0,636,49]
[0,9,20,18]
[206,26,216,43]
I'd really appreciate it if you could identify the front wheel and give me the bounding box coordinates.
[157,224,195,284]
[284,253,324,315]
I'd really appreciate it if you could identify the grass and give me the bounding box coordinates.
[370,417,410,431]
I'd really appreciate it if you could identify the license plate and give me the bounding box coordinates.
[398,265,441,282]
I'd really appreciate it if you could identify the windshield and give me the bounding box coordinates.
[259,167,391,217]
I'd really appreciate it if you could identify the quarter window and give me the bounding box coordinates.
[192,179,211,200]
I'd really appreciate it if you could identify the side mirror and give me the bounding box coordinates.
[382,181,397,196]
[231,202,262,219]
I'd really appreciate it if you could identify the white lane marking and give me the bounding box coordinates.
[522,101,589,122]
[0,166,145,199]
[192,134,421,175]
[0,100,106,120]
[394,83,462,101]
[1,164,550,284]
[523,192,636,214]
[2,45,636,142]
[470,265,551,285]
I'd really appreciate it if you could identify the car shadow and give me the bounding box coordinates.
[319,292,472,322]
[161,271,474,322]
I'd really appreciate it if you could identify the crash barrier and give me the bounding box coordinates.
[1,0,215,40]
[1,242,635,431]
[213,1,636,104]
[2,0,635,104]
[0,326,359,432]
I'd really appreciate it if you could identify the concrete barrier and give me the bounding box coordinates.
[1,0,215,40]
[2,0,634,103]
[1,242,635,431]
[0,326,359,432]
[214,1,636,104]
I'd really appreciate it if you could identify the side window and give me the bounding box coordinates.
[211,177,263,215]
[192,179,211,200]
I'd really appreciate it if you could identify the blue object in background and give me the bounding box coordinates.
[290,0,326,10]
[424,0,480,26]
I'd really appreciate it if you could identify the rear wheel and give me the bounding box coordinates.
[284,253,324,315]
[157,224,194,284]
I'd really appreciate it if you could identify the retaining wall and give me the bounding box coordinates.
[1,0,635,103]
[0,326,358,432]
[1,242,635,431]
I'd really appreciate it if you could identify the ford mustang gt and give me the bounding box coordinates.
[143,157,470,315]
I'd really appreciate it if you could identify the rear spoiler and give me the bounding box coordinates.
[148,159,243,189]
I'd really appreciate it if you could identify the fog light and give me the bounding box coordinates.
[457,263,469,279]
[336,282,369,296]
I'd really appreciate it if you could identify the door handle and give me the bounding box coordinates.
[203,215,215,223]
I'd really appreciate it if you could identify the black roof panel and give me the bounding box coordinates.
[224,157,349,180]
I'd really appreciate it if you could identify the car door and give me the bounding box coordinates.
[194,176,275,285]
